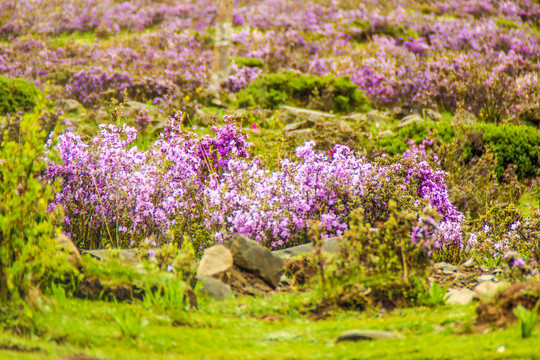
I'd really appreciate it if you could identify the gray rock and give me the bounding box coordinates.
[278,106,335,125]
[56,233,81,268]
[272,237,341,259]
[283,120,316,132]
[445,288,474,306]
[194,109,216,126]
[394,114,423,129]
[123,101,152,119]
[435,262,457,273]
[473,281,508,301]
[335,329,403,343]
[57,99,83,114]
[376,129,394,138]
[199,277,233,301]
[453,109,477,125]
[83,249,140,266]
[196,244,233,279]
[366,110,390,124]
[340,113,367,123]
[224,233,284,288]
[462,258,475,268]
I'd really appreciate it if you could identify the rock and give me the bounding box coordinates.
[366,110,390,124]
[278,106,336,125]
[194,109,216,126]
[376,129,394,138]
[122,101,152,119]
[340,113,367,123]
[478,274,496,283]
[394,114,423,129]
[435,262,457,274]
[57,99,83,114]
[473,281,508,301]
[199,277,233,301]
[83,249,140,266]
[445,288,474,306]
[492,267,504,275]
[424,109,443,121]
[462,258,475,268]
[196,244,233,279]
[283,128,315,140]
[95,109,109,122]
[56,233,82,268]
[453,108,477,125]
[272,237,341,259]
[283,120,316,132]
[224,233,284,288]
[335,329,403,342]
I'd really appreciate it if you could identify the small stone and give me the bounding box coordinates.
[462,258,475,268]
[283,120,316,132]
[443,269,457,275]
[278,106,335,125]
[335,329,403,343]
[478,274,496,283]
[445,288,474,306]
[56,233,81,268]
[377,129,394,138]
[57,99,83,114]
[480,266,490,272]
[196,244,233,279]
[283,128,315,140]
[199,277,233,301]
[492,267,504,275]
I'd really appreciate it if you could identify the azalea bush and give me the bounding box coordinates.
[46,116,463,253]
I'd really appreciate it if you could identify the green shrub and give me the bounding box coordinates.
[232,57,264,68]
[467,123,540,179]
[0,76,42,115]
[237,70,371,113]
[373,119,455,156]
[0,108,76,303]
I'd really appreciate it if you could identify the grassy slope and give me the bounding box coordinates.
[0,290,539,360]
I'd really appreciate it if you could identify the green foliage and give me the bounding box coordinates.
[0,108,76,303]
[143,278,187,311]
[468,122,540,180]
[513,300,540,339]
[374,119,455,156]
[342,200,438,278]
[111,307,148,339]
[419,282,450,307]
[237,70,371,113]
[232,57,264,68]
[0,76,42,115]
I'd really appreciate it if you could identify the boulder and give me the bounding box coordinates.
[283,128,315,140]
[57,99,83,114]
[56,233,82,268]
[224,234,284,288]
[278,106,335,125]
[445,288,474,306]
[196,244,233,279]
[199,277,234,301]
[394,114,423,129]
[473,281,508,301]
[283,120,316,132]
[272,237,341,259]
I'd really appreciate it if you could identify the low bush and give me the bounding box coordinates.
[0,108,77,303]
[0,76,41,115]
[237,70,371,113]
[467,122,540,180]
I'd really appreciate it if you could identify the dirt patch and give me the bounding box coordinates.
[61,354,101,360]
[284,258,318,286]
[476,280,540,329]
[0,343,41,353]
[74,277,144,302]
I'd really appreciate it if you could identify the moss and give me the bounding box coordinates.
[237,70,371,113]
[0,76,41,115]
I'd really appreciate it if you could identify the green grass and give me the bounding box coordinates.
[1,288,539,359]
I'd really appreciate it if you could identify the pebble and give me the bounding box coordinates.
[478,274,496,283]
[462,258,475,268]
[445,288,474,306]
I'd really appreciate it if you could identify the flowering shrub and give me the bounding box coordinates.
[46,117,463,252]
